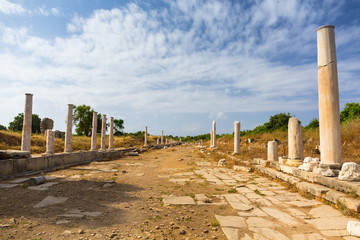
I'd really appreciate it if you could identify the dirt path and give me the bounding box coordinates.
[0,144,358,239]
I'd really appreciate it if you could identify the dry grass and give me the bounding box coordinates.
[0,130,158,154]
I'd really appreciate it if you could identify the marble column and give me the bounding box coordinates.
[161,130,164,144]
[21,93,33,152]
[179,138,181,143]
[45,129,55,155]
[212,121,217,147]
[157,138,160,145]
[64,104,73,153]
[108,117,114,150]
[144,126,148,146]
[90,111,98,151]
[210,130,213,147]
[317,25,341,167]
[268,140,278,161]
[166,138,168,144]
[234,121,240,154]
[287,117,303,166]
[100,114,106,151]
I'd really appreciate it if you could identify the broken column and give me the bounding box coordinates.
[161,130,164,144]
[100,114,106,151]
[108,117,114,151]
[144,126,148,146]
[287,117,304,167]
[317,25,342,172]
[21,93,33,152]
[267,140,278,161]
[90,111,98,151]
[157,138,160,145]
[64,104,73,153]
[212,121,217,148]
[45,129,55,155]
[234,121,240,154]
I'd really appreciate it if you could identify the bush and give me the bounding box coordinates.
[0,124,6,130]
[340,102,360,123]
[8,113,41,133]
[305,118,319,129]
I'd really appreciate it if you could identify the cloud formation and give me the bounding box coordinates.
[0,0,359,134]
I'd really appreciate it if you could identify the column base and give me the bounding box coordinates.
[285,159,303,167]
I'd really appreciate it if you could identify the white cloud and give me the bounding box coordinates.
[0,0,26,15]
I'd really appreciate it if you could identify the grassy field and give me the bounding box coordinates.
[0,131,159,154]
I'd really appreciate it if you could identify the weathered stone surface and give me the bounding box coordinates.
[215,215,246,228]
[347,221,360,237]
[0,183,19,188]
[54,130,65,139]
[40,118,54,135]
[34,196,68,208]
[246,217,279,228]
[0,150,30,160]
[222,227,239,240]
[292,233,325,240]
[306,216,351,230]
[237,208,267,217]
[298,157,319,172]
[260,207,298,225]
[250,228,289,240]
[309,205,342,218]
[28,182,58,191]
[163,196,195,205]
[339,162,360,181]
[321,229,349,237]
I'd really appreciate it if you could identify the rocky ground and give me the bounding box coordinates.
[0,144,359,240]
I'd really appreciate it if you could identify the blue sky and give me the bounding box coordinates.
[0,0,360,137]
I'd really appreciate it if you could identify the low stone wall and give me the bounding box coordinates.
[0,143,180,179]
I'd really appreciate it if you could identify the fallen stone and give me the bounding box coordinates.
[339,162,360,181]
[0,150,30,160]
[348,221,360,237]
[33,196,68,208]
[163,196,195,205]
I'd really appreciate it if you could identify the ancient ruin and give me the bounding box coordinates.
[64,104,73,153]
[90,112,98,151]
[40,118,54,135]
[234,121,240,154]
[108,117,114,151]
[100,114,107,151]
[21,93,33,152]
[44,129,55,155]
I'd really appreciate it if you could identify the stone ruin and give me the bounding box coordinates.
[40,118,54,135]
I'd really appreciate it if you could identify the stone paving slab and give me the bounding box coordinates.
[285,199,321,207]
[237,208,268,217]
[292,233,326,240]
[246,217,280,228]
[33,196,68,208]
[260,207,298,225]
[162,196,196,205]
[0,183,19,188]
[222,227,239,240]
[306,216,353,230]
[10,178,29,183]
[28,182,59,191]
[249,227,289,240]
[309,205,343,218]
[215,215,246,228]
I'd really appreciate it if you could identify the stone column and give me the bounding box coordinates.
[166,138,168,144]
[179,138,181,143]
[21,93,33,152]
[64,104,73,153]
[100,114,106,151]
[108,117,114,151]
[287,117,303,166]
[90,111,98,151]
[157,138,160,145]
[210,130,213,147]
[144,126,148,146]
[268,140,278,161]
[317,25,341,167]
[212,121,217,147]
[234,121,240,154]
[161,130,164,144]
[45,130,55,155]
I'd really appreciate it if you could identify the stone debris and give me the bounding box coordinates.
[338,162,360,181]
[34,196,68,208]
[298,157,319,172]
[218,159,226,166]
[347,221,360,237]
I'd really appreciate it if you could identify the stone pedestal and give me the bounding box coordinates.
[267,141,278,161]
[108,117,114,150]
[45,130,55,155]
[234,121,240,154]
[64,104,73,153]
[90,112,98,151]
[144,126,148,146]
[100,114,106,151]
[317,25,341,169]
[21,93,33,152]
[161,130,164,144]
[287,117,303,167]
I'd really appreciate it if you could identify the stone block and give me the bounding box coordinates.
[0,150,30,160]
[339,162,360,181]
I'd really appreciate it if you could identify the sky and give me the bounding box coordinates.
[0,0,359,137]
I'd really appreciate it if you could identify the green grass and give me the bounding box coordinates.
[254,189,265,196]
[210,219,220,226]
[227,188,237,193]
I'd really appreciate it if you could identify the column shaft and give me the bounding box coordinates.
[90,112,98,151]
[100,114,106,151]
[64,104,73,153]
[21,93,33,152]
[108,117,114,150]
[234,121,240,154]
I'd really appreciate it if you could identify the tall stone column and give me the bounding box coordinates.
[108,117,114,151]
[210,130,213,147]
[45,130,55,155]
[287,117,303,166]
[268,140,278,161]
[317,25,341,167]
[166,138,168,144]
[144,126,148,146]
[157,138,160,145]
[64,104,73,153]
[21,93,33,152]
[161,130,164,144]
[212,121,217,148]
[100,114,106,151]
[234,121,240,154]
[90,111,98,151]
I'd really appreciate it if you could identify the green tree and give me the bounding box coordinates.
[73,105,94,136]
[0,124,7,130]
[340,102,360,123]
[305,118,319,129]
[114,119,124,136]
[8,113,41,133]
[265,112,293,131]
